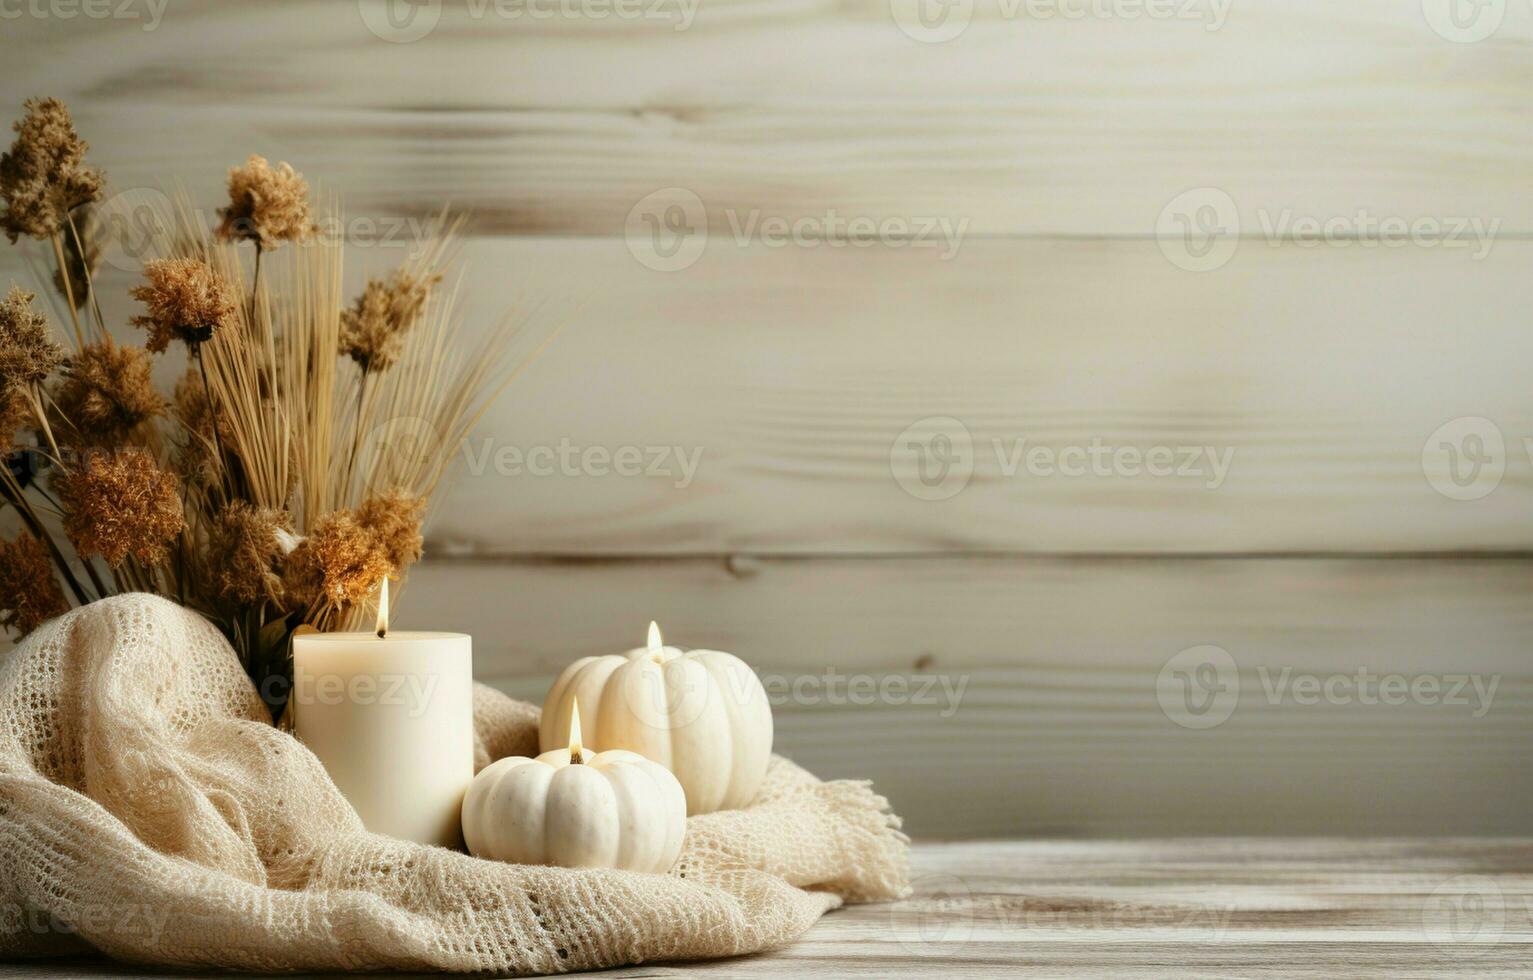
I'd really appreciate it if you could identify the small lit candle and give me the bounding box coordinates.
[292,578,475,847]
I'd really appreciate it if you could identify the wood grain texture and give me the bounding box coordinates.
[425,237,1533,556]
[4,236,1530,555]
[1,0,1530,844]
[2,0,1531,236]
[6,839,1532,978]
[397,556,1533,838]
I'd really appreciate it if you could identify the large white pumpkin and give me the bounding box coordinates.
[540,625,773,814]
[462,740,687,872]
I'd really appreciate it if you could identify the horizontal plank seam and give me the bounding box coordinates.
[421,549,1533,564]
[412,230,1533,243]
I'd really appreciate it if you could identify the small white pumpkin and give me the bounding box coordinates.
[463,703,687,872]
[540,623,773,815]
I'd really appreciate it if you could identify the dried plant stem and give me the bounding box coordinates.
[174,526,188,604]
[48,233,85,349]
[18,387,62,468]
[28,468,111,600]
[193,345,225,471]
[113,558,148,595]
[64,211,106,335]
[0,469,92,604]
[249,245,263,325]
[343,368,369,496]
[77,550,108,599]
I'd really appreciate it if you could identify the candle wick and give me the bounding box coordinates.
[571,748,584,765]
[376,626,387,639]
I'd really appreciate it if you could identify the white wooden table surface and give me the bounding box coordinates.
[3,839,1531,978]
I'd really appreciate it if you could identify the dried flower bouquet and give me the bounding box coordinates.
[0,97,543,715]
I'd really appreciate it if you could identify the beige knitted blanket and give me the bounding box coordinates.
[0,594,910,973]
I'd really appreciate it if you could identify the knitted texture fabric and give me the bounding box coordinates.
[0,594,910,973]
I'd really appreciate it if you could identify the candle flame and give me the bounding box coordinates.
[375,576,389,639]
[568,698,584,764]
[648,620,662,651]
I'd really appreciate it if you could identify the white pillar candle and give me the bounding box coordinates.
[292,579,474,847]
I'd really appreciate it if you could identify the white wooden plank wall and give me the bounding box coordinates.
[1,0,1530,836]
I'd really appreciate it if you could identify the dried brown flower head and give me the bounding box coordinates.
[284,509,390,610]
[54,204,101,300]
[207,501,294,605]
[0,389,28,450]
[0,284,63,397]
[58,446,185,567]
[0,97,104,243]
[51,340,164,446]
[216,155,314,249]
[0,532,68,636]
[130,257,236,353]
[338,269,441,372]
[356,487,425,571]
